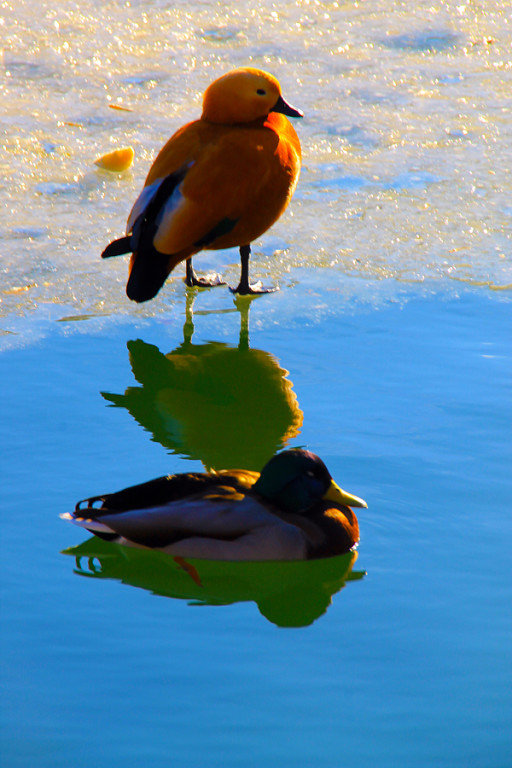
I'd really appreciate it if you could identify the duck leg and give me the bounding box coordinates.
[185,258,226,288]
[232,245,278,295]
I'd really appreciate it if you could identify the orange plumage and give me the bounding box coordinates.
[101,68,302,302]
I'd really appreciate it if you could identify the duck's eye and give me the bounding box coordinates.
[256,88,266,96]
[306,471,316,478]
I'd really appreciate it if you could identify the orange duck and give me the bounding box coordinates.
[102,67,303,302]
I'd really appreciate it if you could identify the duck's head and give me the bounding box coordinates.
[253,449,367,515]
[202,67,303,125]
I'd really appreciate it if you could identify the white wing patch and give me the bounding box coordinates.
[155,182,184,229]
[126,162,195,234]
[126,178,163,233]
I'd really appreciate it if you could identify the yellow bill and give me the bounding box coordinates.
[323,479,367,509]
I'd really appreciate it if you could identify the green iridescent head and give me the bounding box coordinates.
[253,449,367,514]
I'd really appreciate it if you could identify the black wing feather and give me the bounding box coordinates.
[101,236,132,259]
[194,217,238,248]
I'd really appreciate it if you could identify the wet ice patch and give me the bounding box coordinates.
[382,29,460,52]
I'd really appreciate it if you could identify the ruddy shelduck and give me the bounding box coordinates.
[101,67,303,302]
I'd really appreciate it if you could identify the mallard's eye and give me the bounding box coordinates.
[256,88,266,96]
[306,471,315,478]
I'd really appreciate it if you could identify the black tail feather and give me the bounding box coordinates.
[101,236,132,259]
[126,247,171,303]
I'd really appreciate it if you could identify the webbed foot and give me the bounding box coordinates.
[230,281,279,295]
[233,244,279,295]
[185,259,226,288]
[185,272,226,288]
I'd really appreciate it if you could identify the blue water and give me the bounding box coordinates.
[1,286,510,767]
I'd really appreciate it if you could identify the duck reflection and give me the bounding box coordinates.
[102,292,303,470]
[63,537,364,628]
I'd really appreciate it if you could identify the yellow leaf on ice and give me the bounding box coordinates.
[94,146,134,172]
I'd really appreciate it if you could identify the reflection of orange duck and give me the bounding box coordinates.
[102,296,303,471]
[101,67,302,301]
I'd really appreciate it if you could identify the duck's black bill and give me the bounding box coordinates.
[272,95,304,118]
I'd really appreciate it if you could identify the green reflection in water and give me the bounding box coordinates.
[102,292,303,471]
[63,537,364,627]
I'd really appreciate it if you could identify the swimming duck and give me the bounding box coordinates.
[102,67,303,301]
[62,449,367,561]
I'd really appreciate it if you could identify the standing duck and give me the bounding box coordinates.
[62,450,367,561]
[102,67,303,301]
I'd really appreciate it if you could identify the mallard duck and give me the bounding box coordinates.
[101,67,302,301]
[61,450,367,561]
